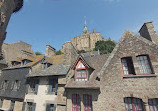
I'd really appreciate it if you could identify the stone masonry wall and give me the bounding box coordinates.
[97,32,158,111]
[2,41,34,65]
[71,32,103,51]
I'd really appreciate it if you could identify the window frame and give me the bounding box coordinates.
[124,97,144,111]
[76,69,88,81]
[10,100,15,111]
[1,80,9,90]
[27,102,36,111]
[136,55,153,75]
[12,80,21,91]
[0,99,3,108]
[83,94,93,111]
[28,79,39,94]
[46,104,56,111]
[72,94,81,111]
[148,98,158,111]
[48,78,58,95]
[121,57,135,75]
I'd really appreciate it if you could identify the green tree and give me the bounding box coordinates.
[55,50,63,55]
[94,40,116,55]
[35,51,42,55]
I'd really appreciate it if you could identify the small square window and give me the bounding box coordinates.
[76,69,87,81]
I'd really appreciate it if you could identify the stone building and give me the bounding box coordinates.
[2,41,34,66]
[0,0,23,59]
[0,54,45,111]
[24,55,70,111]
[64,22,158,111]
[65,54,109,111]
[62,20,104,52]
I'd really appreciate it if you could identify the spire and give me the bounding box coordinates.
[83,16,88,34]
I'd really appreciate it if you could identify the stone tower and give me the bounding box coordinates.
[0,0,23,59]
[71,19,104,51]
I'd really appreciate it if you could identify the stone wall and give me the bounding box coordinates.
[97,31,158,111]
[71,32,103,51]
[66,89,100,111]
[2,41,34,65]
[61,41,78,66]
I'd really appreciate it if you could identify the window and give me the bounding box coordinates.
[76,69,87,81]
[137,55,153,74]
[48,78,58,95]
[83,94,93,111]
[10,100,15,111]
[148,98,158,111]
[11,80,21,91]
[121,57,135,75]
[124,97,144,111]
[28,79,39,94]
[1,80,9,90]
[43,63,52,70]
[46,104,56,111]
[0,99,3,108]
[27,102,36,111]
[72,94,81,111]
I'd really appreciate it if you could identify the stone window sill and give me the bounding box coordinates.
[123,74,156,79]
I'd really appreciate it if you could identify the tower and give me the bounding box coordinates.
[82,16,89,35]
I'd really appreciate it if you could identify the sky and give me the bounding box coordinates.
[5,0,158,53]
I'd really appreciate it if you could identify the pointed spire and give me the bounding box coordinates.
[83,16,88,34]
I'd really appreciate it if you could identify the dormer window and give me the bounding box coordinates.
[136,55,153,74]
[74,60,88,81]
[121,57,135,75]
[11,61,21,67]
[76,69,87,81]
[21,59,32,66]
[42,63,52,70]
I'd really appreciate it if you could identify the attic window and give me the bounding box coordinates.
[121,57,135,75]
[136,55,153,74]
[43,63,52,70]
[76,69,87,81]
[21,59,32,66]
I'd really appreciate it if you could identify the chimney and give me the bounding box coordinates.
[139,22,158,44]
[45,45,56,57]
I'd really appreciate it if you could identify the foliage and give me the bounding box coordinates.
[55,50,63,55]
[35,51,42,55]
[94,40,116,54]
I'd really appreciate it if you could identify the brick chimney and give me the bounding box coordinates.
[45,45,56,57]
[139,22,158,44]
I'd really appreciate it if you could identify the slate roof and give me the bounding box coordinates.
[28,63,70,77]
[82,51,100,57]
[3,55,45,70]
[27,54,70,77]
[65,54,109,89]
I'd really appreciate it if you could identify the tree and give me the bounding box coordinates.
[94,40,116,55]
[35,51,42,55]
[55,50,63,55]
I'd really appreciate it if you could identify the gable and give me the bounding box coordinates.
[76,60,86,69]
[98,30,158,78]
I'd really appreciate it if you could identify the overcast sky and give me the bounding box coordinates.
[5,0,158,53]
